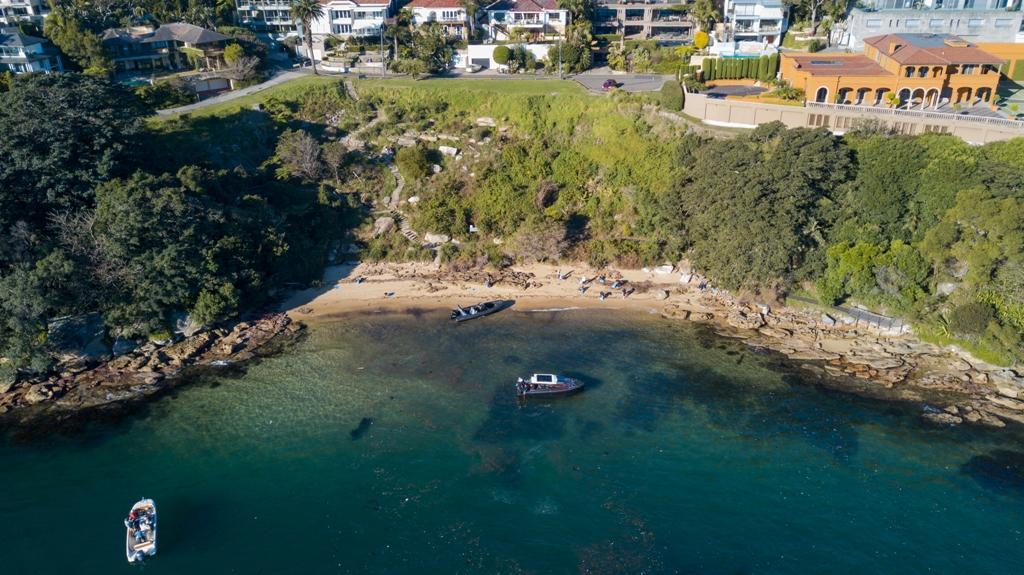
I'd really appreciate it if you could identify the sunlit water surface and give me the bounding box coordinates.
[2,309,1023,574]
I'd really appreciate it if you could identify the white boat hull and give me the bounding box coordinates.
[125,498,157,563]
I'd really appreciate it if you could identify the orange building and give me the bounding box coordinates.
[780,33,1004,110]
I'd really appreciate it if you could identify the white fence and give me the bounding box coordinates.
[806,101,1024,131]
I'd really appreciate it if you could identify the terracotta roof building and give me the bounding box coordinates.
[780,33,1004,110]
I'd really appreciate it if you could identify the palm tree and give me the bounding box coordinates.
[290,0,325,75]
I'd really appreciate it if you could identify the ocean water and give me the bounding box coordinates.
[1,309,1023,574]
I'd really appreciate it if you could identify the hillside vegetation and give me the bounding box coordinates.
[1,74,1023,378]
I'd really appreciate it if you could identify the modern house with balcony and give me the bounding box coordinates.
[0,25,61,73]
[722,0,788,46]
[483,0,569,42]
[835,0,1024,49]
[593,0,693,41]
[235,0,298,35]
[780,33,1005,111]
[407,0,470,39]
[0,0,48,26]
[101,23,231,73]
[308,0,391,38]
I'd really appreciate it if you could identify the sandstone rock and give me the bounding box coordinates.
[0,380,15,395]
[163,332,213,364]
[431,164,442,174]
[408,195,420,204]
[988,395,1024,411]
[846,355,904,370]
[476,117,496,127]
[438,145,459,157]
[758,327,792,339]
[373,217,395,237]
[423,233,451,244]
[949,358,972,371]
[657,289,670,301]
[397,137,417,147]
[23,384,52,405]
[996,385,1021,399]
[787,350,842,361]
[820,313,836,327]
[922,412,963,426]
[726,310,764,330]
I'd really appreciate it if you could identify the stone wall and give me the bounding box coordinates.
[681,93,1024,144]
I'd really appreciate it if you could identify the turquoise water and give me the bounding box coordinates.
[2,309,1023,574]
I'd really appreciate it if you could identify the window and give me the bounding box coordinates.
[995,18,1012,28]
[963,0,975,7]
[866,19,881,29]
[962,64,977,74]
[918,66,928,77]
[967,18,984,28]
[331,24,352,34]
[906,19,921,28]
[929,19,944,28]
[549,12,561,21]
[331,10,351,19]
[905,66,915,77]
[441,10,460,19]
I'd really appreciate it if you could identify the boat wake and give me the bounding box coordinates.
[519,307,582,313]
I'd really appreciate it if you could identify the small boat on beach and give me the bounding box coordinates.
[124,498,157,563]
[516,374,584,398]
[450,300,514,323]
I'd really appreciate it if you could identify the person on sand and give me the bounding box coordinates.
[579,286,588,296]
[599,291,610,301]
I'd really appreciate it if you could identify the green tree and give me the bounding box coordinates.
[290,0,325,75]
[410,22,454,73]
[43,6,112,74]
[493,45,511,65]
[223,42,245,64]
[690,0,720,31]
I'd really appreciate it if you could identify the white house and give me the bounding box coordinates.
[309,0,391,38]
[407,0,470,40]
[0,25,62,74]
[235,0,391,39]
[483,0,569,42]
[0,0,48,26]
[722,0,788,46]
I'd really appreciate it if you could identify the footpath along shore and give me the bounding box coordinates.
[284,261,1024,429]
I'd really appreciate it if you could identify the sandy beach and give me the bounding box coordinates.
[278,260,1024,428]
[279,261,704,320]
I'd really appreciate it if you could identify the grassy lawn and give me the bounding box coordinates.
[153,75,344,121]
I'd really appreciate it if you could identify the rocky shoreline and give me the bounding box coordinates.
[660,291,1024,429]
[0,313,304,431]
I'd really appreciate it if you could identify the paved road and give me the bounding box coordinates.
[574,73,672,93]
[789,295,907,332]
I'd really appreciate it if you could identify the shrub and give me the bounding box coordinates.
[396,146,431,181]
[808,39,824,53]
[694,31,709,50]
[659,80,684,111]
[701,57,715,81]
[223,43,244,64]
[510,217,567,263]
[493,45,511,65]
[948,302,995,339]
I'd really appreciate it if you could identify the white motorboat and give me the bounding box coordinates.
[124,498,157,563]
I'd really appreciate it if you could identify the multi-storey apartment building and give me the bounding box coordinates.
[0,0,48,26]
[593,0,693,42]
[0,25,61,73]
[836,0,1024,49]
[722,0,788,46]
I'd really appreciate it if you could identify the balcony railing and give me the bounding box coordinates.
[806,101,1024,130]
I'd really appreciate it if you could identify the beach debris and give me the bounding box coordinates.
[384,292,395,298]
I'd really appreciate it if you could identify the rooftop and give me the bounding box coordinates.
[0,26,45,48]
[406,0,465,7]
[102,23,229,46]
[485,0,561,11]
[785,54,890,77]
[864,33,1003,65]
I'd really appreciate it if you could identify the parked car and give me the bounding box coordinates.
[602,79,620,91]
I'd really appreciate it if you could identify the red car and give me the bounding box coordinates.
[602,79,620,91]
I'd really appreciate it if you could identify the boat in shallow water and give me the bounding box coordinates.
[516,373,584,397]
[450,300,514,323]
[124,498,157,563]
